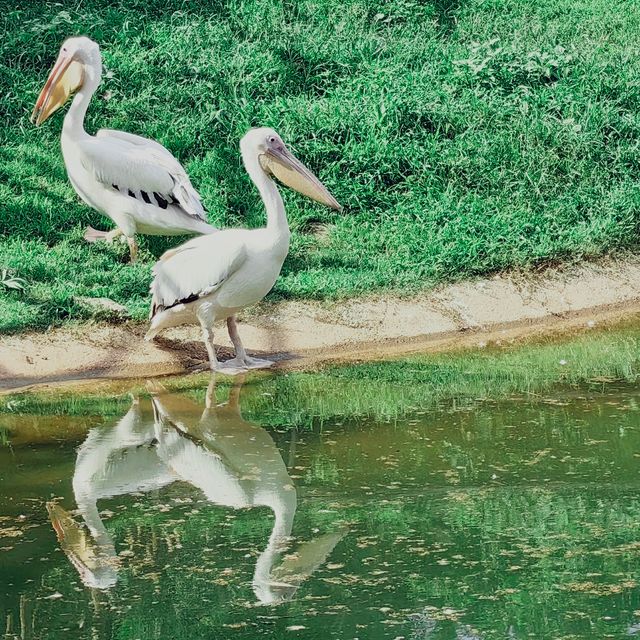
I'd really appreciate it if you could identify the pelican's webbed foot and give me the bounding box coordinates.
[242,356,273,370]
[214,356,273,374]
[83,226,125,244]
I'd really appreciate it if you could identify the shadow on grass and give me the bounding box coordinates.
[432,0,464,34]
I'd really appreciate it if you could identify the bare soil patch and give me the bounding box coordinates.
[2,257,640,393]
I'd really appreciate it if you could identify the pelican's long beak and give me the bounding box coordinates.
[261,145,342,211]
[31,50,83,126]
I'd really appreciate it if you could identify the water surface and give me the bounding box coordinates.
[2,351,640,639]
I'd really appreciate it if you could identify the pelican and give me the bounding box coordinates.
[31,36,215,261]
[46,397,174,589]
[145,127,341,373]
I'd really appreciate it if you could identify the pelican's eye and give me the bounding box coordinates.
[268,136,277,144]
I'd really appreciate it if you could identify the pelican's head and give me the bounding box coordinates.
[241,127,342,211]
[31,36,101,126]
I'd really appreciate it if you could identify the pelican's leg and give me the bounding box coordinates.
[196,316,244,375]
[205,375,217,409]
[201,326,219,371]
[195,308,220,371]
[227,375,246,409]
[107,228,125,243]
[225,315,273,370]
[126,236,138,263]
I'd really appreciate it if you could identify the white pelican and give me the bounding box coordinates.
[47,397,174,589]
[31,36,215,261]
[145,127,341,372]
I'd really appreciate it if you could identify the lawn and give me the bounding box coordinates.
[1,0,639,332]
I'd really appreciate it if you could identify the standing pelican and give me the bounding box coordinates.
[146,127,341,373]
[31,36,215,261]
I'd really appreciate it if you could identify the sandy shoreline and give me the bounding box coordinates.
[2,256,640,393]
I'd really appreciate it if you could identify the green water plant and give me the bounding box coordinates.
[3,323,640,440]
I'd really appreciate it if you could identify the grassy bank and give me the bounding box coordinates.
[2,0,640,332]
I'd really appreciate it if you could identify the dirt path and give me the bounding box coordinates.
[2,256,640,393]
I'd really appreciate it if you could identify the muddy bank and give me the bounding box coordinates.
[2,256,640,392]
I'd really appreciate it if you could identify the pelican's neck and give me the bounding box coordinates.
[271,497,296,541]
[63,60,102,139]
[245,156,290,239]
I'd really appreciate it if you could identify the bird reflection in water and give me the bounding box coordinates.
[47,375,345,604]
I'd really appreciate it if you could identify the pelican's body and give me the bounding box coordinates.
[61,129,215,240]
[151,378,344,604]
[152,380,296,523]
[47,398,172,589]
[146,127,341,372]
[148,226,288,334]
[32,37,215,260]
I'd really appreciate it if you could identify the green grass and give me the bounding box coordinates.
[1,0,640,331]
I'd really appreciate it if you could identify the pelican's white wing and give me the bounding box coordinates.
[73,401,175,501]
[149,231,247,318]
[96,129,184,161]
[78,130,207,221]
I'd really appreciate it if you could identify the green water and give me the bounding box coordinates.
[3,337,640,639]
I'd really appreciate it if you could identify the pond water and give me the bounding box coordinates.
[2,350,640,639]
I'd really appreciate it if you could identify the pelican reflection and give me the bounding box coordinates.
[48,376,344,603]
